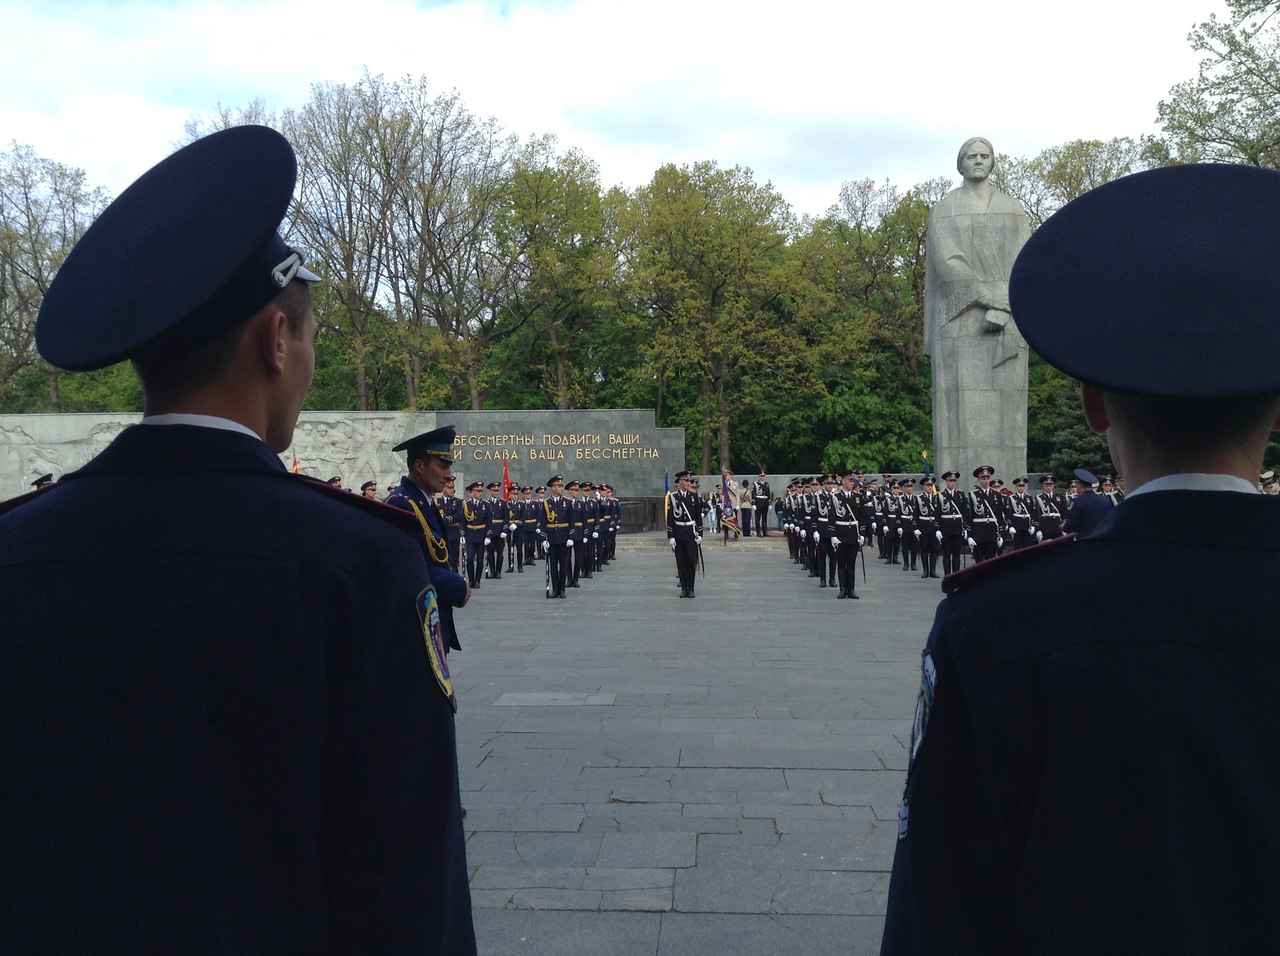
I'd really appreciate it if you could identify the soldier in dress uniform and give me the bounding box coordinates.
[827,470,863,598]
[1006,476,1038,550]
[884,162,1280,953]
[386,426,471,653]
[752,470,772,536]
[967,465,1001,562]
[537,475,572,598]
[1033,474,1067,539]
[483,481,511,579]
[565,479,585,587]
[899,478,920,572]
[518,486,539,567]
[0,126,474,952]
[937,470,969,574]
[579,480,599,578]
[665,470,703,598]
[461,481,489,588]
[914,475,943,578]
[439,476,465,571]
[814,475,838,587]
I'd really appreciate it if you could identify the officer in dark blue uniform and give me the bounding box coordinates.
[882,163,1280,955]
[386,425,471,652]
[1063,466,1113,538]
[439,475,465,571]
[0,127,474,953]
[537,474,572,597]
[461,480,489,588]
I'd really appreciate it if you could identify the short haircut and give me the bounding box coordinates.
[1103,390,1280,457]
[133,281,312,400]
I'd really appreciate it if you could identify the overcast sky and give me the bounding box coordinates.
[2,0,1226,219]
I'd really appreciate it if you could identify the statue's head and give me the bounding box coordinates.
[956,137,995,179]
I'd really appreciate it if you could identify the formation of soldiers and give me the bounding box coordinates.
[778,466,1140,591]
[432,476,622,599]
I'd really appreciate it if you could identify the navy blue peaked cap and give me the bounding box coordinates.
[1010,163,1280,398]
[393,425,458,461]
[37,125,319,371]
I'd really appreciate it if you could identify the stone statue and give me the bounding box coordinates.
[924,137,1031,485]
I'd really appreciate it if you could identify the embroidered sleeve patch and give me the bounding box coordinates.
[417,585,456,712]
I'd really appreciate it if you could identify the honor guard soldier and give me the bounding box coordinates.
[883,163,1280,954]
[1033,474,1067,539]
[360,479,378,498]
[599,484,620,566]
[814,475,838,587]
[439,476,465,570]
[462,481,489,588]
[914,475,942,578]
[484,481,511,578]
[0,127,474,952]
[666,470,703,597]
[937,470,969,574]
[387,426,471,653]
[1006,476,1038,549]
[579,481,599,578]
[564,480,585,587]
[517,485,539,568]
[827,470,863,598]
[751,470,772,536]
[537,475,572,598]
[898,478,920,572]
[967,465,1001,562]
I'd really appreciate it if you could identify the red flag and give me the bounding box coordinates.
[502,459,513,500]
[291,453,298,474]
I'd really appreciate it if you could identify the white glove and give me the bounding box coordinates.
[694,535,702,545]
[567,539,574,548]
[510,523,518,532]
[914,530,921,538]
[500,532,507,539]
[1035,531,1043,542]
[542,540,550,553]
[966,537,976,548]
[872,523,878,532]
[800,530,807,540]
[935,530,943,542]
[831,536,840,547]
[592,532,598,539]
[1008,526,1016,537]
[669,537,677,550]
[997,537,1004,549]
[484,538,491,546]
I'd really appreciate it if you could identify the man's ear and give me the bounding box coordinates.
[1080,382,1110,434]
[255,307,289,374]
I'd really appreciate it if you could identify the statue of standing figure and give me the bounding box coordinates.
[924,137,1031,485]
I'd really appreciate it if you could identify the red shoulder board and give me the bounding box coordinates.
[292,474,419,531]
[0,484,56,519]
[942,533,1077,594]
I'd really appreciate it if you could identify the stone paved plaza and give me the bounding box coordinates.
[452,530,943,955]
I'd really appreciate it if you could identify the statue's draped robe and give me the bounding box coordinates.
[924,186,1031,482]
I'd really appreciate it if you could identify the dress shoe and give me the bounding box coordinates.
[849,592,860,599]
[819,579,827,588]
[837,590,847,599]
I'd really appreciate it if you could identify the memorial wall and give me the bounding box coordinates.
[0,409,685,501]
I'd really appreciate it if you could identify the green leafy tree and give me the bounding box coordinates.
[1158,0,1280,168]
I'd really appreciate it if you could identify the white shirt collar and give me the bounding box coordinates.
[140,413,263,443]
[1125,473,1261,499]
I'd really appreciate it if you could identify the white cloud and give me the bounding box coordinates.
[0,0,1226,216]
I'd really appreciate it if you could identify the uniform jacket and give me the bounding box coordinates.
[538,494,572,545]
[0,424,474,954]
[1064,488,1113,538]
[386,476,468,651]
[882,490,1280,955]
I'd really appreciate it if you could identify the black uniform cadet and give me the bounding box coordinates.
[386,425,471,653]
[666,470,703,598]
[826,470,863,599]
[913,476,942,579]
[1032,474,1067,539]
[882,163,1280,954]
[966,466,1000,562]
[0,127,474,953]
[937,471,968,574]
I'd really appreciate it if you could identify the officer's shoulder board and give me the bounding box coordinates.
[293,474,419,532]
[942,533,1077,595]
